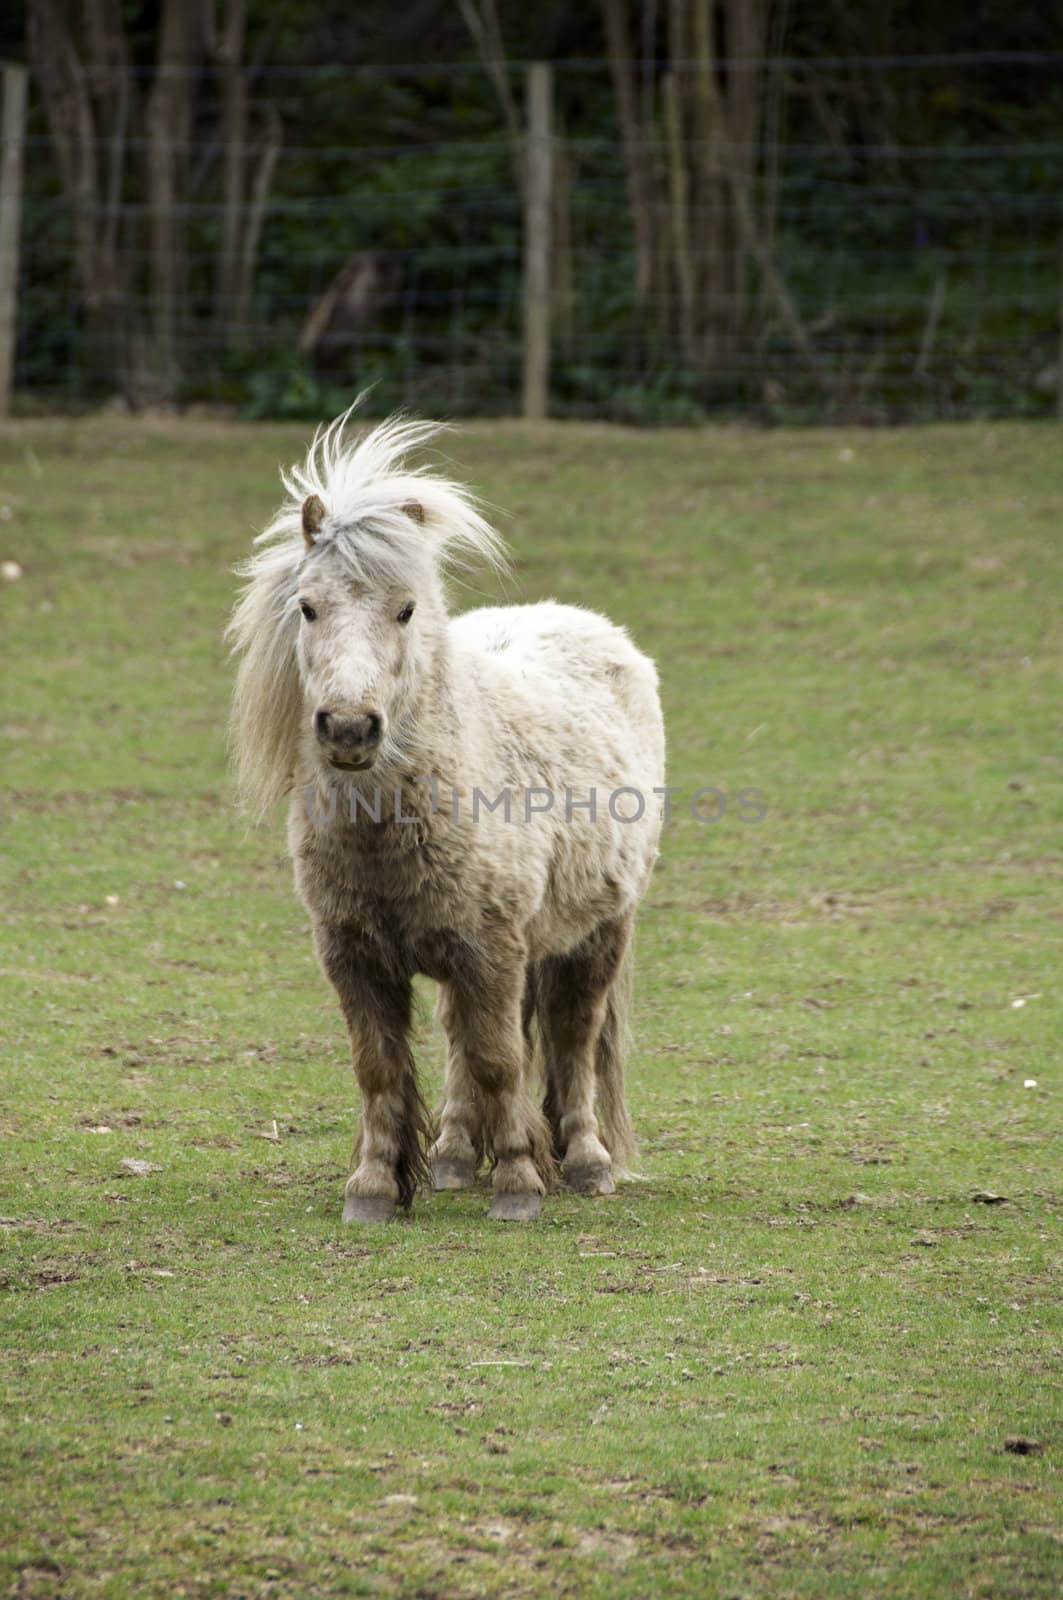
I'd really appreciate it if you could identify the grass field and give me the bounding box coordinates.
[1,415,1060,1599]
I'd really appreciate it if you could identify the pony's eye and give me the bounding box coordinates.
[299,600,317,622]
[396,601,415,625]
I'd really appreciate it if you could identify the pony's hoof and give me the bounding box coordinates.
[488,1192,542,1222]
[432,1156,477,1191]
[342,1193,396,1223]
[565,1164,616,1196]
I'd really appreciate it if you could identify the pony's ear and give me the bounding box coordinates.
[302,494,326,547]
[402,500,426,525]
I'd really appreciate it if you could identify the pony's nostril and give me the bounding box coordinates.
[364,712,383,745]
[314,709,332,741]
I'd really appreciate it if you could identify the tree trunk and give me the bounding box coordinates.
[28,0,141,402]
[725,0,769,334]
[759,0,791,269]
[658,0,772,378]
[210,0,247,337]
[146,0,200,402]
[662,72,695,363]
[688,0,728,368]
[601,0,655,306]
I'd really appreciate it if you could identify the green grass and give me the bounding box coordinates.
[1,416,1060,1599]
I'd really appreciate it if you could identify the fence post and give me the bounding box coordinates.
[0,62,27,419]
[522,62,552,421]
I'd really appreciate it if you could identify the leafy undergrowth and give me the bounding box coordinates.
[1,416,1060,1598]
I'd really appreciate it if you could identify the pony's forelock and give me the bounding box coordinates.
[260,406,508,582]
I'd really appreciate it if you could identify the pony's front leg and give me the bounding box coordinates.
[445,950,555,1221]
[315,926,429,1223]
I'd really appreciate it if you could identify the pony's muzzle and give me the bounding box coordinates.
[315,708,385,769]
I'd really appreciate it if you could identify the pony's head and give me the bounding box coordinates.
[227,410,505,816]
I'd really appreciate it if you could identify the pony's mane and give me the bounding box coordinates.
[226,409,506,817]
[265,409,505,582]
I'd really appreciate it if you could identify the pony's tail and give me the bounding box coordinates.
[594,940,638,1177]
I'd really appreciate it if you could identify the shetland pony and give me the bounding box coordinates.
[228,414,665,1221]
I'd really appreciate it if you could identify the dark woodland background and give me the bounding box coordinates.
[6,1,1063,422]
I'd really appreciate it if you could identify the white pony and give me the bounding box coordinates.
[228,413,665,1221]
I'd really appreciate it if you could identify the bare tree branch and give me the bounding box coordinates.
[235,103,282,334]
[455,0,523,188]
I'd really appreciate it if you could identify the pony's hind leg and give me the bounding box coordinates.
[539,916,633,1196]
[442,938,555,1221]
[430,982,482,1191]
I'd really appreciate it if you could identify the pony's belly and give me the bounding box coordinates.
[524,802,662,960]
[525,871,645,961]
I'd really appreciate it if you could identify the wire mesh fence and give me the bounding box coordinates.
[13,53,1063,422]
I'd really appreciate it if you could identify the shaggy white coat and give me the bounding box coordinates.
[228,413,666,970]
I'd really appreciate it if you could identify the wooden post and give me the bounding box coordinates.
[0,63,27,419]
[522,62,552,421]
